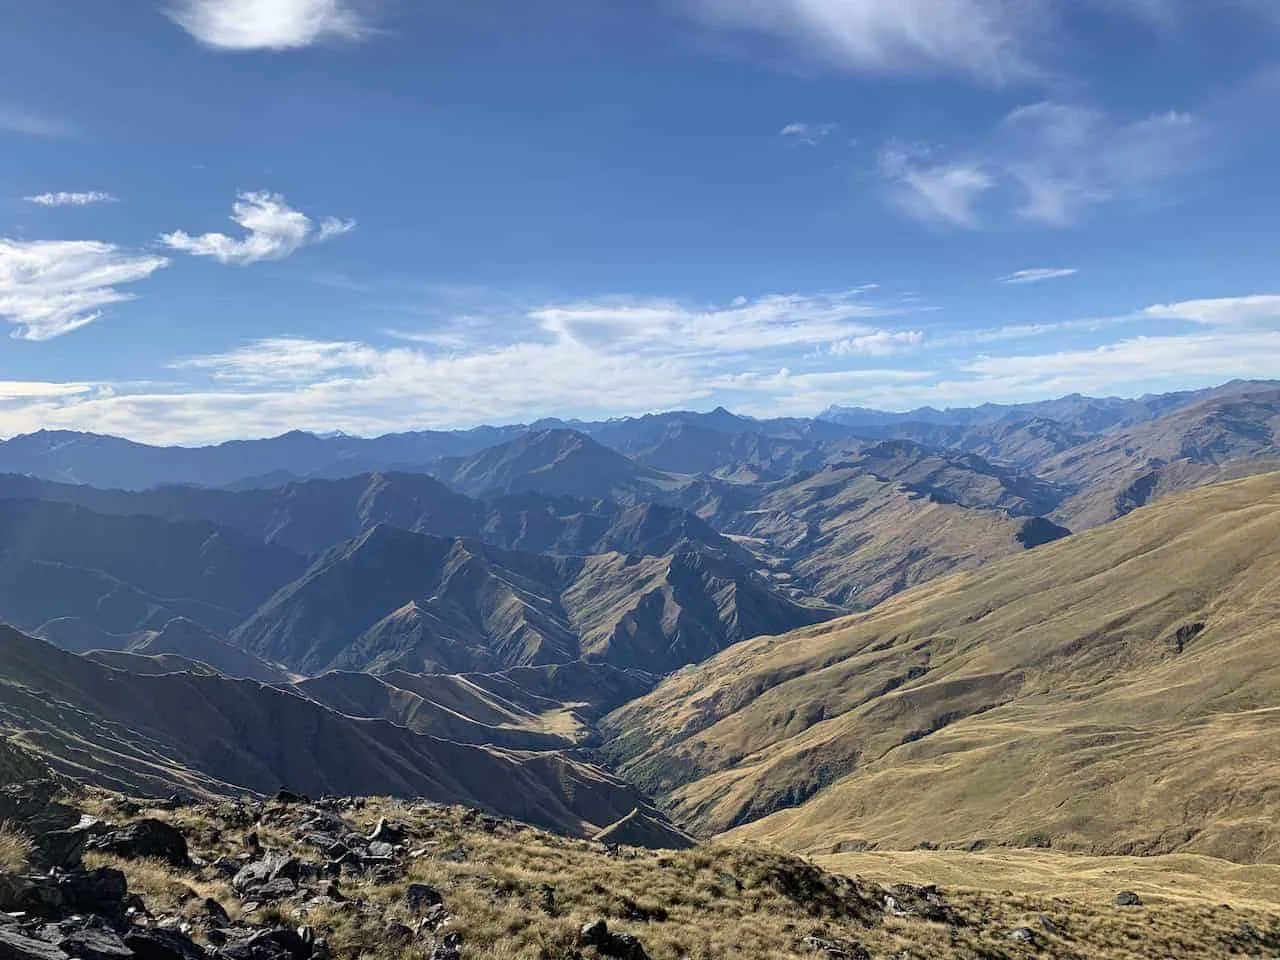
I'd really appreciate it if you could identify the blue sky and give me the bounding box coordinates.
[2,0,1279,443]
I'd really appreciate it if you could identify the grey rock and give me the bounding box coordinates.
[219,929,309,960]
[203,898,231,925]
[232,856,299,898]
[801,937,870,960]
[88,820,190,868]
[1115,891,1143,907]
[121,927,207,960]
[57,928,132,960]
[429,932,461,960]
[0,927,70,960]
[1008,927,1037,944]
[405,884,444,913]
[253,879,297,902]
[578,920,648,960]
[367,819,406,844]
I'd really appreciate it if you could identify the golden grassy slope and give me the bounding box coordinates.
[719,464,1047,608]
[80,793,1280,960]
[816,849,1280,914]
[602,472,1280,861]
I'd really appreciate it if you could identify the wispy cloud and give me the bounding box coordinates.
[0,105,74,138]
[167,0,369,51]
[999,102,1205,225]
[25,191,118,207]
[528,290,913,355]
[879,102,1207,228]
[5,288,1278,441]
[688,0,1043,81]
[686,1,1280,82]
[879,147,995,227]
[998,267,1079,284]
[0,239,168,341]
[829,329,924,356]
[779,122,839,146]
[0,381,96,400]
[1142,294,1280,327]
[0,288,921,441]
[161,191,354,266]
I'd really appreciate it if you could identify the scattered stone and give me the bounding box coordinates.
[254,879,298,902]
[1037,914,1059,934]
[538,883,556,915]
[1115,891,1143,907]
[121,927,207,960]
[57,928,132,960]
[232,855,300,899]
[0,927,69,960]
[1008,927,1037,944]
[802,935,870,959]
[578,919,649,960]
[210,857,240,878]
[365,841,397,860]
[221,928,311,960]
[367,819,406,844]
[203,897,231,925]
[405,884,444,914]
[87,820,190,868]
[429,931,461,960]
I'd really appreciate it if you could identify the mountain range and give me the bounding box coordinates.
[0,378,1278,864]
[603,471,1280,862]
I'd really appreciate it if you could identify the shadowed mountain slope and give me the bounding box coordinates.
[0,499,305,637]
[231,524,824,676]
[0,627,667,837]
[602,472,1280,863]
[1043,388,1280,530]
[437,429,681,501]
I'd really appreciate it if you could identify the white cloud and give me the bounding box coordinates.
[1143,294,1280,327]
[0,239,168,341]
[6,288,1278,442]
[686,1,1280,82]
[879,102,1207,228]
[176,338,402,385]
[529,290,911,355]
[879,147,995,227]
[998,267,1079,284]
[25,191,118,207]
[161,191,354,266]
[0,288,925,441]
[688,0,1043,81]
[167,0,367,51]
[0,381,95,400]
[830,329,924,355]
[960,331,1280,390]
[999,103,1205,225]
[0,105,74,138]
[779,122,839,146]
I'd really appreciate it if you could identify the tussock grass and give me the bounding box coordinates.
[74,792,1280,960]
[0,823,33,873]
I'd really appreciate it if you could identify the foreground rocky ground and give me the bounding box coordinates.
[2,777,1279,960]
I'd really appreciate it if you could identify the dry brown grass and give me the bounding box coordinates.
[605,473,1280,864]
[75,793,1280,960]
[0,823,33,873]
